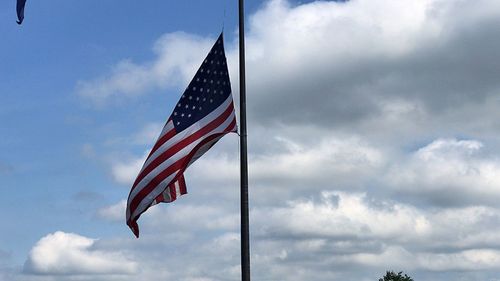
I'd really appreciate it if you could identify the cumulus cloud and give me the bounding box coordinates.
[249,136,383,189]
[141,203,239,234]
[246,192,500,280]
[77,32,215,105]
[253,191,430,244]
[23,232,137,276]
[100,134,500,280]
[254,191,500,249]
[388,138,500,206]
[243,0,500,131]
[185,133,383,201]
[85,190,500,281]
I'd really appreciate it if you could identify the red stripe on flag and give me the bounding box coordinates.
[153,192,165,205]
[170,133,230,187]
[131,125,176,189]
[170,181,178,201]
[130,102,235,194]
[149,126,176,162]
[178,175,187,195]
[128,157,187,218]
[224,117,237,133]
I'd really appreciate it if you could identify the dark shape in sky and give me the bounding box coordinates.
[17,0,26,24]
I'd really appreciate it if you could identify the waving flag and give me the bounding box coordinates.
[16,0,27,24]
[126,33,237,237]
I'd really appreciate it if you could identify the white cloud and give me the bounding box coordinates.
[77,32,214,105]
[249,135,383,187]
[247,192,500,277]
[253,191,431,241]
[417,249,500,271]
[349,247,500,272]
[111,151,148,185]
[23,232,137,276]
[97,200,126,222]
[388,138,500,205]
[247,0,439,62]
[51,187,500,281]
[143,203,239,232]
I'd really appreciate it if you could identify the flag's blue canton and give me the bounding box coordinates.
[171,34,232,132]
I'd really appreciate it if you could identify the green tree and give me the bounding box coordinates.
[378,271,414,281]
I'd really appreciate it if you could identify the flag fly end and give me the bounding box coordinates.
[16,0,27,25]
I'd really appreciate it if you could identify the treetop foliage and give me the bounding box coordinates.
[378,271,414,281]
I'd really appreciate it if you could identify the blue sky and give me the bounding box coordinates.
[2,0,500,280]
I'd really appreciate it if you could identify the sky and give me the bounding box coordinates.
[1,0,500,280]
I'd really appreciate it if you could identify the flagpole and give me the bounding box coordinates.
[238,0,251,281]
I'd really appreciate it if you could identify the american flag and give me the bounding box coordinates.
[126,33,237,237]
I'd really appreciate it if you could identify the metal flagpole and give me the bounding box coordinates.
[238,1,250,281]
